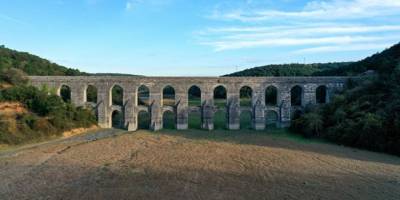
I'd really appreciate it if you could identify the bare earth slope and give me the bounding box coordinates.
[0,130,399,200]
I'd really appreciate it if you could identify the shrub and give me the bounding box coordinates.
[0,68,28,85]
[0,84,97,145]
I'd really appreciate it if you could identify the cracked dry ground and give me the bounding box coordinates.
[0,130,400,200]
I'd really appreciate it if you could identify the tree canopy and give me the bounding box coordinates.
[0,45,86,76]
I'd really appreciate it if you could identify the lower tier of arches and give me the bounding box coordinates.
[99,105,299,131]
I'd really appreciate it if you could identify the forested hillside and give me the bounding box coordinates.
[226,43,400,77]
[292,42,400,156]
[224,62,351,77]
[0,46,96,146]
[0,45,86,76]
[315,43,400,76]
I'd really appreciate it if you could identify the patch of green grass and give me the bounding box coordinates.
[138,111,150,130]
[162,111,175,129]
[240,110,252,130]
[240,98,252,107]
[154,127,326,146]
[214,110,226,130]
[214,99,226,109]
[189,98,201,107]
[146,106,325,145]
[188,111,202,129]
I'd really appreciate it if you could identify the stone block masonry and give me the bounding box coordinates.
[29,76,348,131]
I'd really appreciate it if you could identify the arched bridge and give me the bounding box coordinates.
[29,76,349,131]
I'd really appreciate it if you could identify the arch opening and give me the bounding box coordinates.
[266,110,279,128]
[138,85,150,106]
[214,110,226,130]
[86,85,97,103]
[162,86,175,107]
[316,85,327,104]
[112,85,123,106]
[240,110,252,130]
[60,85,71,102]
[213,85,227,109]
[137,111,150,130]
[111,110,123,129]
[188,110,201,129]
[188,85,202,129]
[162,110,176,129]
[213,85,227,130]
[240,86,252,107]
[291,85,303,106]
[265,86,278,106]
[188,85,201,107]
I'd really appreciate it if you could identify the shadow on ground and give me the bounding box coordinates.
[148,128,400,166]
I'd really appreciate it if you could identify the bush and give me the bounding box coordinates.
[0,68,28,85]
[291,43,400,156]
[0,84,97,145]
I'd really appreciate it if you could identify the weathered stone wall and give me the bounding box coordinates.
[29,76,348,131]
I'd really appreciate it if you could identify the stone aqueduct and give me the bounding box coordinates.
[29,76,349,131]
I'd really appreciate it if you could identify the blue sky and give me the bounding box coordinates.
[1,0,400,76]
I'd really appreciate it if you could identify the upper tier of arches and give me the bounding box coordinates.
[53,80,334,108]
[32,76,344,110]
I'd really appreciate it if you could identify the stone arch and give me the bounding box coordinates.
[137,110,150,130]
[162,110,176,129]
[86,84,97,103]
[59,84,71,102]
[110,84,123,106]
[137,85,150,106]
[291,85,303,106]
[162,85,175,107]
[240,110,252,129]
[111,110,123,129]
[240,86,252,107]
[213,85,227,129]
[213,85,227,108]
[316,85,328,104]
[188,85,201,107]
[265,85,278,106]
[188,85,202,129]
[266,110,279,128]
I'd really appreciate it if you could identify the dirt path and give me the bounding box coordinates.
[0,130,399,200]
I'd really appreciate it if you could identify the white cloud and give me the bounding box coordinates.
[211,0,400,21]
[0,13,27,25]
[197,0,400,53]
[125,0,172,11]
[126,1,133,10]
[294,43,393,54]
[204,25,400,39]
[203,35,394,51]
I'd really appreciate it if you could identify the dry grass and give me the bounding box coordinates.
[0,102,27,116]
[0,130,399,200]
[0,83,13,90]
[61,125,99,138]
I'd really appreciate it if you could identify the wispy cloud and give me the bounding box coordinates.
[294,43,393,54]
[125,0,173,11]
[210,0,400,21]
[201,35,396,51]
[125,0,140,11]
[0,13,27,26]
[197,0,400,53]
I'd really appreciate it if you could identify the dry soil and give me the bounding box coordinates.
[0,129,399,200]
